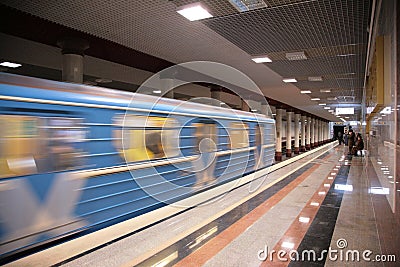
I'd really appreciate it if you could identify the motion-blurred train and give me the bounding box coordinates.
[0,73,275,258]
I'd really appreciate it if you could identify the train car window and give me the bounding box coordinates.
[46,117,86,171]
[229,122,249,149]
[113,114,179,162]
[193,123,217,153]
[0,115,86,177]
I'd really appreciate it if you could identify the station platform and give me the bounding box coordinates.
[6,142,399,266]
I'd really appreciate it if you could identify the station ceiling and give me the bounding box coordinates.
[0,0,372,121]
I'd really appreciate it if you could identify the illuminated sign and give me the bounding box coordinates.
[335,107,354,115]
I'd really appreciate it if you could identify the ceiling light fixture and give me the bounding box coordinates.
[320,89,331,93]
[324,107,330,109]
[228,0,267,12]
[308,76,323,82]
[311,98,320,101]
[0,61,22,68]
[300,90,311,94]
[327,97,337,101]
[283,78,297,83]
[251,56,272,63]
[153,90,162,94]
[337,53,357,57]
[319,103,326,106]
[177,2,213,21]
[285,51,307,61]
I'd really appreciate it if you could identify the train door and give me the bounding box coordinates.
[254,124,263,169]
[192,121,217,187]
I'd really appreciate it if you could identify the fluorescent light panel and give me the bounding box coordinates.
[286,51,307,61]
[308,76,323,81]
[228,0,267,12]
[311,98,320,101]
[283,78,297,83]
[319,103,326,106]
[177,3,213,21]
[0,61,21,68]
[300,90,311,94]
[320,89,331,93]
[251,56,272,63]
[324,107,330,109]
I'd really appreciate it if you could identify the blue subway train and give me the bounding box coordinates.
[0,73,275,258]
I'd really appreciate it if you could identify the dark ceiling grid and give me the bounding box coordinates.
[200,0,370,120]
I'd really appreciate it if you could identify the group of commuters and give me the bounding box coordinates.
[337,129,364,156]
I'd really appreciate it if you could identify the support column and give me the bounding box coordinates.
[310,118,315,148]
[241,99,250,112]
[161,78,175,98]
[210,88,222,101]
[261,103,268,116]
[294,113,300,154]
[306,116,311,150]
[275,108,283,161]
[320,120,323,145]
[327,122,330,142]
[286,111,293,157]
[300,115,306,152]
[57,37,89,83]
[317,120,321,146]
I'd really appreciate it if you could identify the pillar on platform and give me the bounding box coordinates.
[319,120,323,145]
[275,108,283,161]
[300,115,306,152]
[311,118,315,148]
[306,116,311,150]
[286,111,293,157]
[57,37,89,84]
[161,78,175,98]
[241,99,250,112]
[294,113,300,154]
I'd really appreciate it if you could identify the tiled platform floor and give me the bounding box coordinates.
[8,143,399,266]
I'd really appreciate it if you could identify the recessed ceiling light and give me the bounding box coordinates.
[177,2,213,21]
[319,103,326,106]
[251,56,272,63]
[300,90,311,94]
[285,51,307,61]
[228,0,267,12]
[308,76,323,82]
[0,61,22,68]
[324,107,330,109]
[337,53,357,57]
[153,90,162,94]
[345,116,350,119]
[327,97,337,101]
[283,78,297,83]
[311,98,320,101]
[320,89,331,93]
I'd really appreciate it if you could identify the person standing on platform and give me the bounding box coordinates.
[347,129,355,155]
[353,133,364,156]
[338,131,343,145]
